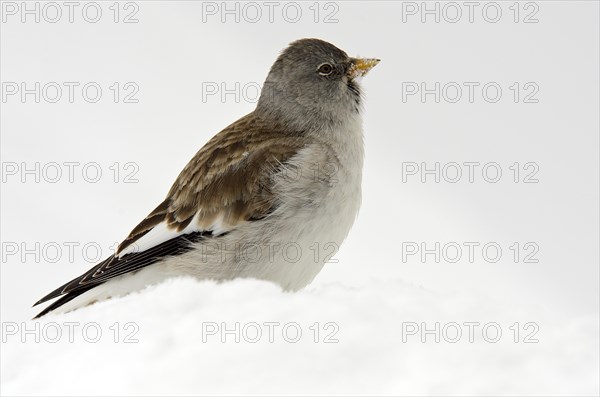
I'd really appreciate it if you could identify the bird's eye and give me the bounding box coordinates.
[317,63,334,76]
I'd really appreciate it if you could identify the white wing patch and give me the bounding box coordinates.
[117,212,229,258]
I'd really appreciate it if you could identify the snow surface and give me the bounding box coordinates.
[2,277,598,396]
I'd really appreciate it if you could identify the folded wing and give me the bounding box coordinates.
[33,113,305,317]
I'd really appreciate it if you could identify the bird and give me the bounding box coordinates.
[33,38,379,318]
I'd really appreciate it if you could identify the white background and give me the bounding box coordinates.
[1,1,599,395]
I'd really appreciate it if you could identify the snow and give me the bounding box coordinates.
[2,277,598,396]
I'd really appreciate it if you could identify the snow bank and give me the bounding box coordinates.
[1,277,598,396]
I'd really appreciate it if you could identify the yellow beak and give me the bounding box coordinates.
[348,58,380,78]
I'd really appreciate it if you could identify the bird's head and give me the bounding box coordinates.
[256,38,380,132]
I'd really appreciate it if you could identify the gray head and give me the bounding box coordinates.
[256,38,379,132]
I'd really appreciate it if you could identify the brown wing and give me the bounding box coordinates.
[117,112,305,254]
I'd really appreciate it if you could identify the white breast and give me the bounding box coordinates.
[235,113,365,290]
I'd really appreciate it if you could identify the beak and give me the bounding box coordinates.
[347,58,380,79]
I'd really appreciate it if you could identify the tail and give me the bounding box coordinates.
[32,288,93,319]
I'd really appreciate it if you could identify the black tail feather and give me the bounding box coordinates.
[33,288,93,319]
